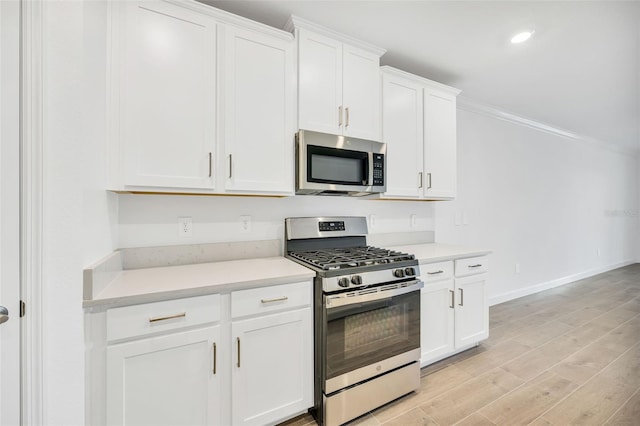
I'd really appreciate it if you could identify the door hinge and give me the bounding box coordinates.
[20,300,25,317]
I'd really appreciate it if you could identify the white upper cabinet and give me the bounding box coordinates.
[289,16,385,141]
[109,0,295,195]
[116,0,217,190]
[381,70,424,198]
[424,88,458,199]
[380,66,460,200]
[221,25,295,195]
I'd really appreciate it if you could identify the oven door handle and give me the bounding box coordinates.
[325,280,424,308]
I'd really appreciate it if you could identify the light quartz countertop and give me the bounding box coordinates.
[84,256,315,309]
[389,243,491,264]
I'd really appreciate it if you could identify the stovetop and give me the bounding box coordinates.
[287,246,415,271]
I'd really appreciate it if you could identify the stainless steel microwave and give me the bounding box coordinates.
[295,130,387,196]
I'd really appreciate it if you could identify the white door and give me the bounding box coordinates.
[423,89,457,199]
[0,1,21,424]
[120,0,216,189]
[223,25,294,195]
[106,326,221,426]
[342,45,381,141]
[232,309,312,426]
[381,72,423,198]
[454,275,489,348]
[297,29,343,135]
[420,280,455,365]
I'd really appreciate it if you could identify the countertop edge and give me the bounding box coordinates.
[83,271,315,310]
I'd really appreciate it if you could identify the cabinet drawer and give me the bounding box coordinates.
[420,261,454,283]
[455,256,489,277]
[107,294,220,342]
[232,281,311,319]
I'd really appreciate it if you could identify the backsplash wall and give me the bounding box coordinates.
[117,193,436,249]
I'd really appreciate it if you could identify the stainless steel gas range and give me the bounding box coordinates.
[285,216,423,426]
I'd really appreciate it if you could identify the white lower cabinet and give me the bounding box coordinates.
[420,256,489,366]
[231,309,312,425]
[91,282,313,426]
[106,326,221,426]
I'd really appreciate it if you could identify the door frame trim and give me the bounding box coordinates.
[21,0,44,423]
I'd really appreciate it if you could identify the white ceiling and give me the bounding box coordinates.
[202,0,640,151]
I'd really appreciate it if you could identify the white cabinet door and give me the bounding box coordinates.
[420,280,455,366]
[381,72,423,198]
[423,89,457,199]
[454,274,489,349]
[297,29,343,135]
[342,45,381,141]
[106,326,221,426]
[232,308,313,426]
[119,0,216,189]
[222,25,295,195]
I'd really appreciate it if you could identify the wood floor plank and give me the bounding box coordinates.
[501,336,581,381]
[455,412,497,426]
[417,364,475,403]
[541,375,636,424]
[555,306,606,327]
[549,344,622,385]
[454,340,532,377]
[604,388,640,425]
[379,408,436,426]
[509,320,573,348]
[479,371,578,425]
[419,368,525,425]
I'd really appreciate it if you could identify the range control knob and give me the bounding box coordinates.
[338,277,350,288]
[404,267,416,276]
[351,275,363,285]
[393,269,405,278]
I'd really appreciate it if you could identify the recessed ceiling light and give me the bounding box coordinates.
[511,31,534,44]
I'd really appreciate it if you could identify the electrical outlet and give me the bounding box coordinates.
[462,211,469,225]
[178,217,192,238]
[597,248,601,257]
[240,215,251,232]
[410,214,417,228]
[515,263,520,274]
[368,214,376,229]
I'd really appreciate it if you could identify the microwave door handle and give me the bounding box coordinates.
[366,152,373,186]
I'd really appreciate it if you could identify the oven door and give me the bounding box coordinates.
[323,280,422,394]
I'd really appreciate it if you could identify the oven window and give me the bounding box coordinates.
[325,290,420,381]
[307,145,369,185]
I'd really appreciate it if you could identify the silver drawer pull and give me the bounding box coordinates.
[261,296,288,304]
[468,264,483,268]
[427,270,444,275]
[149,312,186,323]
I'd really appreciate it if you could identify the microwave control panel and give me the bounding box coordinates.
[373,153,384,186]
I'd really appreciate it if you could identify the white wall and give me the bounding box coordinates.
[436,108,639,305]
[42,1,116,424]
[118,194,435,248]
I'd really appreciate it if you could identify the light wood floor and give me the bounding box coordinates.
[283,264,640,426]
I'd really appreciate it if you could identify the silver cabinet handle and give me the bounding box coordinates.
[427,270,444,275]
[459,288,464,306]
[338,106,343,127]
[418,172,423,188]
[449,290,454,309]
[228,154,233,178]
[212,342,217,375]
[0,306,8,325]
[236,337,241,368]
[427,172,432,189]
[468,264,483,268]
[345,107,350,127]
[148,312,186,323]
[261,296,288,304]
[208,152,212,177]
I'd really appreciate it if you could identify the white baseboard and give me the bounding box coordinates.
[489,260,636,306]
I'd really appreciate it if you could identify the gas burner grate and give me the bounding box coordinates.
[288,246,415,271]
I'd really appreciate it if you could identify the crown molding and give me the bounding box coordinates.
[285,15,386,57]
[380,66,461,96]
[457,97,638,156]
